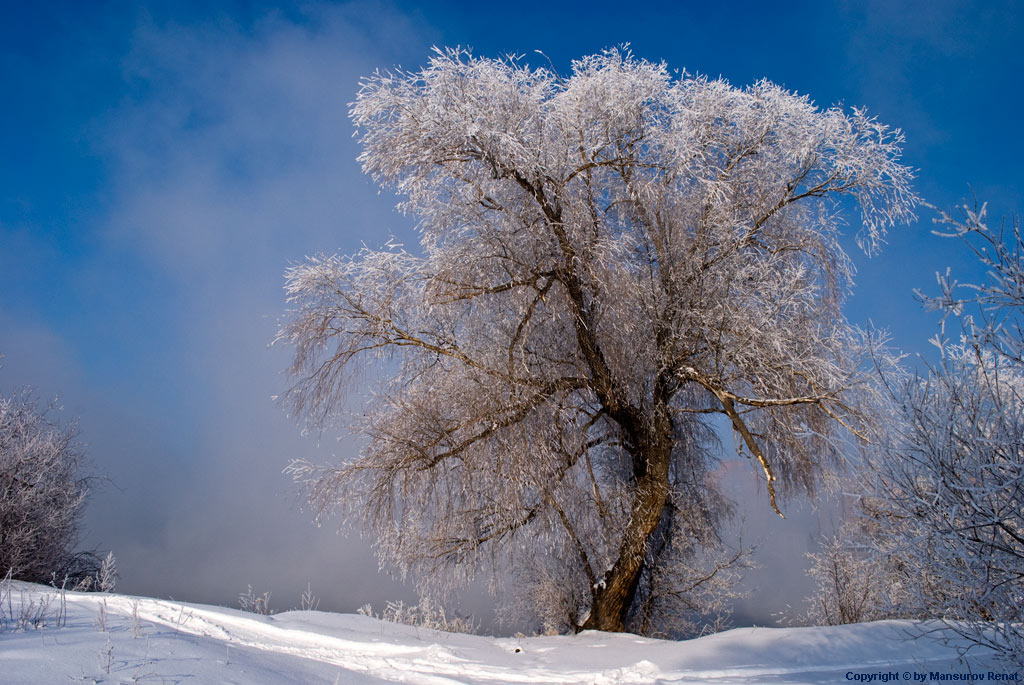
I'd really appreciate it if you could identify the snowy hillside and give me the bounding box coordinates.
[0,582,1011,684]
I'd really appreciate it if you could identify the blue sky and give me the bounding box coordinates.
[2,0,1022,624]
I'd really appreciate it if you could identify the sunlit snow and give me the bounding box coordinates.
[0,582,1008,684]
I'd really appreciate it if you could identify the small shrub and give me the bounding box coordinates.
[299,582,319,611]
[0,582,58,632]
[97,551,117,593]
[239,585,272,615]
[359,597,477,634]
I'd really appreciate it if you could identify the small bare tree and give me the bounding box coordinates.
[0,388,99,584]
[279,48,917,633]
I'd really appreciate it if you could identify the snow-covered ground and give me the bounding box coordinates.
[0,582,1014,684]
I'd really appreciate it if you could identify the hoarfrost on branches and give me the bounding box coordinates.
[0,387,98,584]
[279,48,917,633]
[855,206,1024,665]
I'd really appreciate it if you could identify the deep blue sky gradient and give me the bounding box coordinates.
[1,0,1021,625]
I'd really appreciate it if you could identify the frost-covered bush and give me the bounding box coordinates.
[299,582,319,611]
[358,597,477,634]
[238,585,273,615]
[802,522,926,626]
[850,206,1024,665]
[0,389,99,584]
[865,347,1024,662]
[97,552,117,593]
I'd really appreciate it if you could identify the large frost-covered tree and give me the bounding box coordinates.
[279,48,917,633]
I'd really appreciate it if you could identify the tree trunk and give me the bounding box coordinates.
[581,421,672,632]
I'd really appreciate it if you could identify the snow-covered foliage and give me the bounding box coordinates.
[279,47,918,633]
[850,206,1024,664]
[0,388,99,584]
[926,205,1024,364]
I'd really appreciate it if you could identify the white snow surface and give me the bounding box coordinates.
[0,582,1010,683]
